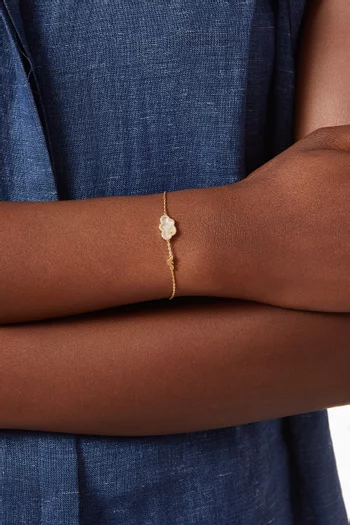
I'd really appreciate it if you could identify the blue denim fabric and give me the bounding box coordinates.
[0,1,347,524]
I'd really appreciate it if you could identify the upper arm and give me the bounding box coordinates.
[295,0,350,140]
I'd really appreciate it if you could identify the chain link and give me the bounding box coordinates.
[162,191,176,300]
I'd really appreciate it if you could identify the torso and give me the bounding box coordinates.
[0,1,347,523]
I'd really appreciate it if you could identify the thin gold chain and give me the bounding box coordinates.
[163,190,167,216]
[163,191,176,300]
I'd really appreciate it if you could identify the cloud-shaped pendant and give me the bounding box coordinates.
[159,214,177,241]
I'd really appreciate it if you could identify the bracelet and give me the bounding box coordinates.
[159,191,177,300]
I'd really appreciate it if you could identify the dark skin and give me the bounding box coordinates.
[2,300,350,436]
[1,1,350,435]
[1,127,350,324]
[296,0,350,137]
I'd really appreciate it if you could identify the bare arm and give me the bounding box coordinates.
[2,299,349,436]
[296,0,350,138]
[1,2,350,327]
[3,123,350,324]
[2,2,350,436]
[0,188,220,324]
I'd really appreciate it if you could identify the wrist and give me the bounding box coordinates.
[168,183,250,300]
[166,185,219,298]
[207,182,253,300]
[195,180,265,302]
[225,176,273,303]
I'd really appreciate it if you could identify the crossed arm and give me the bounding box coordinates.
[1,0,350,435]
[2,299,350,436]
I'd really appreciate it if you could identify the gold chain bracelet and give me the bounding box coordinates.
[159,191,177,300]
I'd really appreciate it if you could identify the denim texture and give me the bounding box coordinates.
[0,1,347,523]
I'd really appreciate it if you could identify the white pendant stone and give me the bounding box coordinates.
[159,214,177,241]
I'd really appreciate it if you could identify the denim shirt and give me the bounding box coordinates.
[0,1,347,524]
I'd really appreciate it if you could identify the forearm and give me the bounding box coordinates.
[296,0,350,138]
[0,187,223,324]
[2,298,349,436]
[3,0,350,326]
